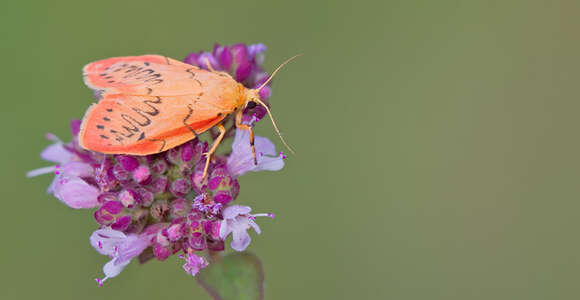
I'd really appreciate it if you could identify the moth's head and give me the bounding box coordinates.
[238,54,301,155]
[243,89,261,109]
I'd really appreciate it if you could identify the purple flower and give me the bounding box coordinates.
[31,43,286,286]
[27,134,72,179]
[248,43,267,64]
[219,205,274,252]
[53,174,100,209]
[90,228,153,285]
[27,134,99,209]
[227,128,285,177]
[182,252,208,276]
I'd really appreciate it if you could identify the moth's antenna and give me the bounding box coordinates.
[256,54,302,92]
[252,54,301,155]
[254,97,296,155]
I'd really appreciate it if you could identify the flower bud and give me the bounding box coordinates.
[119,189,137,208]
[170,178,191,198]
[165,223,184,242]
[170,198,189,218]
[215,45,232,70]
[235,61,252,82]
[97,192,117,204]
[112,163,131,181]
[187,232,207,251]
[166,147,181,165]
[183,53,199,66]
[203,220,221,240]
[132,165,151,184]
[134,187,154,207]
[102,200,124,214]
[116,155,139,171]
[180,142,194,163]
[153,243,172,261]
[94,208,114,225]
[70,120,82,136]
[190,164,206,193]
[94,159,118,192]
[150,159,168,174]
[150,176,168,194]
[198,52,219,70]
[111,215,132,231]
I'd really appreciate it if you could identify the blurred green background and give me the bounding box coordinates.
[2,0,579,299]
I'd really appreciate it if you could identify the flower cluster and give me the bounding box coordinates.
[28,43,285,285]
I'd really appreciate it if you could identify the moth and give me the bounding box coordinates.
[79,54,296,179]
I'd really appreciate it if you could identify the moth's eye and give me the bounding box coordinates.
[247,101,257,109]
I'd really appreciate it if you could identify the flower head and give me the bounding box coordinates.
[29,43,286,285]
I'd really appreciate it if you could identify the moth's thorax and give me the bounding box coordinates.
[236,84,249,108]
[197,74,246,110]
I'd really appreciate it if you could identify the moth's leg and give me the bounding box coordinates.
[202,123,226,180]
[235,109,257,165]
[202,57,231,77]
[204,58,216,72]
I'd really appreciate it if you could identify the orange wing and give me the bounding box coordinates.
[79,93,230,155]
[84,55,227,96]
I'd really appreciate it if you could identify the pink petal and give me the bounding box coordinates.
[90,229,126,255]
[222,205,252,219]
[227,129,285,176]
[231,229,251,252]
[219,219,233,240]
[60,161,94,177]
[40,143,73,164]
[253,135,277,156]
[249,219,261,235]
[103,259,130,279]
[53,176,99,209]
[254,156,284,172]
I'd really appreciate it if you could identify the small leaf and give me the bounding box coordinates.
[197,252,264,300]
